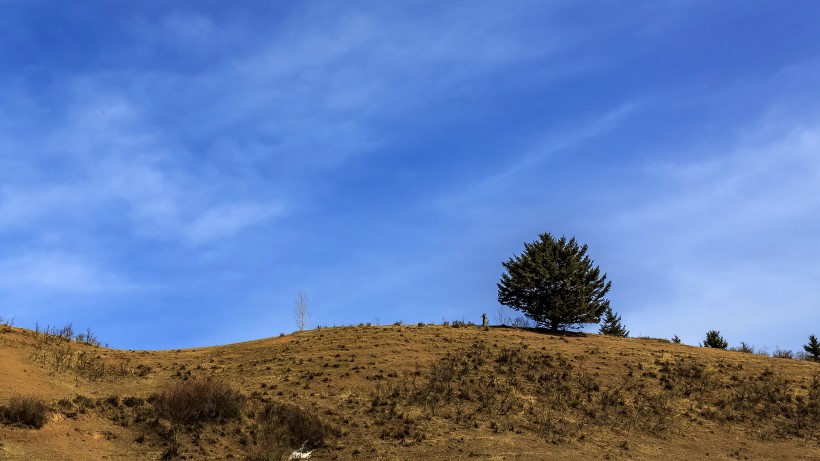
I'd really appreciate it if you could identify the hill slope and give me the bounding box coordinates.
[2,323,820,460]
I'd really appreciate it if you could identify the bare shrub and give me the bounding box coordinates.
[28,342,129,381]
[152,378,244,426]
[57,323,74,340]
[730,342,755,354]
[773,348,795,360]
[1,395,49,429]
[511,316,532,328]
[247,401,338,461]
[74,328,101,347]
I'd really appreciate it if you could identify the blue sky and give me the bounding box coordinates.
[2,1,819,351]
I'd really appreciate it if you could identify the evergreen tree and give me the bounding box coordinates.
[498,233,611,332]
[671,335,681,344]
[598,307,629,337]
[702,330,728,349]
[804,334,820,362]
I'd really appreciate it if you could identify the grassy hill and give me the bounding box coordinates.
[2,322,820,460]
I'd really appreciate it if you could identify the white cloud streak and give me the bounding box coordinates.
[0,252,132,295]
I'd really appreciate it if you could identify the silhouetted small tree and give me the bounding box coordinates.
[671,335,681,344]
[804,334,820,362]
[598,307,628,337]
[702,330,728,349]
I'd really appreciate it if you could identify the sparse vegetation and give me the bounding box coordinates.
[370,341,680,442]
[28,334,131,381]
[366,336,820,446]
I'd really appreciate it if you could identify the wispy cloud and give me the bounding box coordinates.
[184,201,284,245]
[0,252,133,295]
[612,113,820,345]
[620,121,820,247]
[2,2,819,349]
[0,85,283,247]
[432,101,638,218]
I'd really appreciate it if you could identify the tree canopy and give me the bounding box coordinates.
[497,233,611,332]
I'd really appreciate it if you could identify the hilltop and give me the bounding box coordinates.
[2,322,820,460]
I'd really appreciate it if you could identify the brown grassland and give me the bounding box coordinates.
[2,322,820,460]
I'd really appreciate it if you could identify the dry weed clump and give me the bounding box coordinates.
[246,401,339,461]
[0,395,49,429]
[152,378,245,426]
[656,356,712,397]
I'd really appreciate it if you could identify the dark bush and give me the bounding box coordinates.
[152,378,244,426]
[122,396,144,408]
[702,330,728,349]
[671,335,682,344]
[1,395,49,428]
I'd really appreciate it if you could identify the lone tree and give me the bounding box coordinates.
[599,307,629,337]
[497,233,611,333]
[294,291,310,331]
[804,334,820,362]
[702,330,728,349]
